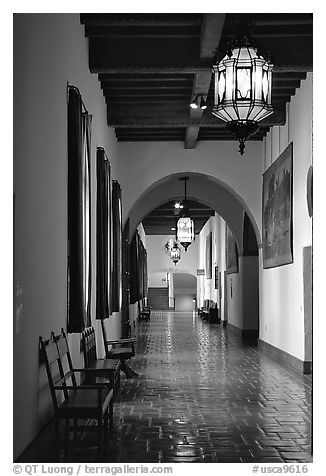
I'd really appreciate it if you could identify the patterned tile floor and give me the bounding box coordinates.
[27,311,311,463]
[103,311,312,464]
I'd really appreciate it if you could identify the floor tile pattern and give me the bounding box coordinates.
[104,311,312,463]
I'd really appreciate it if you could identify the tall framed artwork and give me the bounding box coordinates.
[262,142,293,269]
[96,147,111,320]
[67,85,92,333]
[205,232,212,279]
[226,226,238,274]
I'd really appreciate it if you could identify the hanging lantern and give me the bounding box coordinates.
[177,215,194,252]
[177,177,195,251]
[212,29,273,155]
[170,242,181,265]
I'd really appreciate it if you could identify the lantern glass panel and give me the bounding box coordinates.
[218,71,226,102]
[225,62,235,100]
[262,70,269,101]
[236,68,251,99]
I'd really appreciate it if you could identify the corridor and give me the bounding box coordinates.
[105,311,311,464]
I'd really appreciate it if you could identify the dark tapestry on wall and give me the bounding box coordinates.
[262,142,293,269]
[205,232,212,279]
[96,147,111,319]
[112,180,123,312]
[67,86,92,333]
[130,231,148,305]
[226,226,239,274]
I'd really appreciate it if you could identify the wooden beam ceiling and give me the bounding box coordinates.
[80,13,312,147]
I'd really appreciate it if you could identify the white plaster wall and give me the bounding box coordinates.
[260,74,313,361]
[197,214,230,319]
[149,272,169,288]
[13,14,120,459]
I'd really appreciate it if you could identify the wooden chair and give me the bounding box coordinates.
[40,331,113,458]
[101,320,138,378]
[81,327,121,398]
[208,302,220,324]
[139,298,151,321]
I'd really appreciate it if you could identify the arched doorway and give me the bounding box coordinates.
[125,172,261,342]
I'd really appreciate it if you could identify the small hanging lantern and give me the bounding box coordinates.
[170,242,181,265]
[177,177,195,251]
[212,26,273,155]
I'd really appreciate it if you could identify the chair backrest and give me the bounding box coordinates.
[55,329,77,386]
[40,330,76,410]
[81,326,98,366]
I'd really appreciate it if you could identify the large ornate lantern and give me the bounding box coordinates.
[212,30,273,155]
[177,177,195,251]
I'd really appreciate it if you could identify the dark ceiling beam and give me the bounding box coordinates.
[272,72,307,80]
[273,64,313,73]
[185,14,226,149]
[92,64,312,74]
[91,66,210,74]
[80,13,202,27]
[85,27,201,39]
[103,85,191,91]
[98,75,193,82]
[107,103,286,127]
[104,92,190,97]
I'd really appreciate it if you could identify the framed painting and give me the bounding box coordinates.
[262,142,293,269]
[205,232,212,279]
[226,226,239,274]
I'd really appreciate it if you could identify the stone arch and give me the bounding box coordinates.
[125,171,261,255]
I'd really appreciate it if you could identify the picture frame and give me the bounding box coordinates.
[262,142,293,269]
[226,226,239,274]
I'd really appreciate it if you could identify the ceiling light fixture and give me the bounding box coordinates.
[177,177,195,252]
[189,95,207,110]
[212,24,273,155]
[170,241,181,265]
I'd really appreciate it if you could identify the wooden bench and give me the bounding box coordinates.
[40,331,114,458]
[139,298,151,321]
[81,327,121,398]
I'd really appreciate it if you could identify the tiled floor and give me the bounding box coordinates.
[25,311,312,463]
[105,311,312,463]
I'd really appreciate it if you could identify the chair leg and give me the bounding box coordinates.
[97,417,103,460]
[121,360,138,378]
[54,416,60,444]
[104,409,109,440]
[109,401,114,437]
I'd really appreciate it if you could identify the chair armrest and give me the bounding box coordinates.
[72,368,98,373]
[107,338,136,345]
[53,385,104,390]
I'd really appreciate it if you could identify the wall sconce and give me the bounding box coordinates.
[190,95,207,110]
